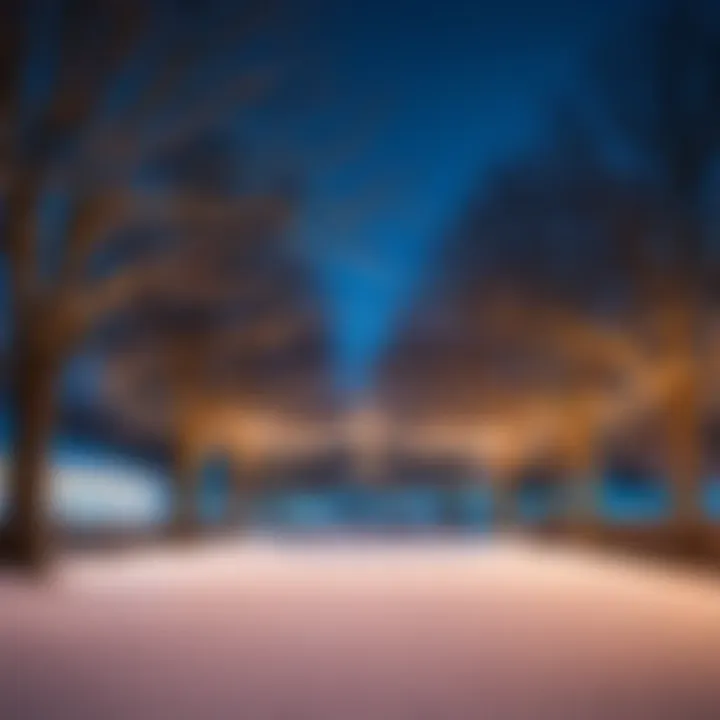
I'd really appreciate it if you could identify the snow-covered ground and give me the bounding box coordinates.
[2,538,720,719]
[0,450,169,529]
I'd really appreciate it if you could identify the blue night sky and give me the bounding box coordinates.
[3,0,656,410]
[254,0,644,397]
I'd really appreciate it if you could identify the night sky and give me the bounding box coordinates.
[5,0,658,412]
[265,0,645,397]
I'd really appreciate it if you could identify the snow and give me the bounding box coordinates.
[2,538,720,719]
[0,452,168,529]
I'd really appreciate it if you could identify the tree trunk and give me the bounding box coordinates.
[665,360,705,552]
[564,428,601,541]
[561,396,602,539]
[227,458,252,530]
[661,287,704,553]
[439,477,460,528]
[2,336,59,572]
[169,436,201,541]
[493,475,517,531]
[566,473,600,541]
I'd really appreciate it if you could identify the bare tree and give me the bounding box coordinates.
[592,0,720,542]
[100,249,331,538]
[384,67,720,542]
[0,0,288,569]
